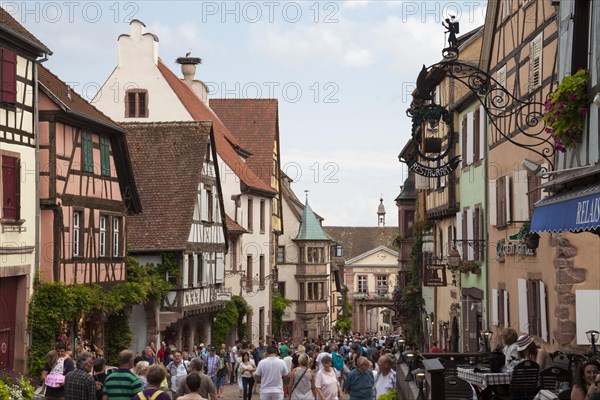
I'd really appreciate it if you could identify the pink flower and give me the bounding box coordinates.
[580,108,588,117]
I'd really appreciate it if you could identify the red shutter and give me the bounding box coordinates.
[1,49,17,104]
[462,115,468,167]
[2,156,18,220]
[473,109,480,162]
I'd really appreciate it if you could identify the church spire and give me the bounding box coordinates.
[295,192,330,241]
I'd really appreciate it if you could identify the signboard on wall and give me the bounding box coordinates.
[423,264,448,287]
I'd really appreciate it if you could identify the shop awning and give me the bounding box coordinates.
[530,184,600,233]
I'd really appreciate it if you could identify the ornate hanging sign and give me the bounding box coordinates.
[407,155,461,178]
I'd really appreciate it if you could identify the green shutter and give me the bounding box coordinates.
[83,131,93,173]
[100,136,110,176]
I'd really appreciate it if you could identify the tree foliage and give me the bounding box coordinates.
[272,290,292,339]
[28,253,174,377]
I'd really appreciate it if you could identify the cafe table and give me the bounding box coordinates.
[457,366,512,390]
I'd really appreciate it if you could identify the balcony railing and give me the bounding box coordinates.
[353,291,392,301]
[161,285,231,312]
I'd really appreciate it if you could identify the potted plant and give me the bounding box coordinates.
[542,69,589,152]
[516,222,540,250]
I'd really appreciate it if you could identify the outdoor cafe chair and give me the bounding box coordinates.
[539,366,572,392]
[551,354,569,370]
[438,357,458,377]
[445,376,474,400]
[493,360,540,400]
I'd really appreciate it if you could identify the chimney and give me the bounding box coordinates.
[176,55,209,104]
[176,56,202,83]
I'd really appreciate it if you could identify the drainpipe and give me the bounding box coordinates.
[31,51,48,368]
[483,100,490,335]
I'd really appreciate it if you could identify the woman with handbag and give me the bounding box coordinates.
[315,355,342,400]
[239,352,256,400]
[42,343,75,400]
[288,354,316,400]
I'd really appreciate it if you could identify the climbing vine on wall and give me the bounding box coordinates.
[28,253,174,377]
[399,230,424,349]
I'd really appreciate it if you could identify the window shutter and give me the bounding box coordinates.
[489,179,497,227]
[200,187,208,221]
[212,190,217,223]
[183,255,189,289]
[83,132,94,172]
[2,156,18,220]
[202,253,209,285]
[492,289,499,326]
[192,254,198,287]
[1,49,17,104]
[455,211,463,259]
[529,33,543,91]
[473,109,480,162]
[466,112,474,165]
[503,291,509,328]
[215,253,224,283]
[518,278,529,333]
[513,170,529,222]
[466,208,474,260]
[479,105,485,159]
[557,1,574,80]
[540,281,548,342]
[100,136,110,176]
[505,175,511,224]
[462,115,468,167]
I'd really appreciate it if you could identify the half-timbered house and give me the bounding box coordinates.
[482,0,560,351]
[38,65,141,285]
[529,0,600,351]
[122,121,228,352]
[0,7,51,373]
[93,20,278,345]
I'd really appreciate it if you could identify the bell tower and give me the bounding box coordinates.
[377,197,386,226]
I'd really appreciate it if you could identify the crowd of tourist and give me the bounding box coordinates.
[39,334,401,400]
[38,330,600,400]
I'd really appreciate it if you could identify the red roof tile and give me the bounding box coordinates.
[156,60,275,195]
[210,99,279,190]
[0,6,51,55]
[122,121,214,250]
[226,215,247,235]
[38,65,124,132]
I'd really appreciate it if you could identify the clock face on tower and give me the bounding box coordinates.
[377,252,387,261]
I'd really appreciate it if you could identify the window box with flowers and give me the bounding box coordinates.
[516,221,540,250]
[542,70,589,152]
[448,260,481,275]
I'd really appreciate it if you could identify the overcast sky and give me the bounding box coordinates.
[4,0,487,226]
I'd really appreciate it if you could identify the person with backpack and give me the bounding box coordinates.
[216,349,230,397]
[166,350,189,394]
[132,364,171,400]
[205,346,221,388]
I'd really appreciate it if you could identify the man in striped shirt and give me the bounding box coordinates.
[102,350,143,400]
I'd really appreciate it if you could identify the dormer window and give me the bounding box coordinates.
[125,89,148,118]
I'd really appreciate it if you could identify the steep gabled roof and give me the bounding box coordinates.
[122,121,213,250]
[38,65,141,215]
[155,59,275,196]
[0,6,51,56]
[39,65,124,132]
[281,174,324,222]
[323,227,398,261]
[210,99,279,188]
[295,198,330,241]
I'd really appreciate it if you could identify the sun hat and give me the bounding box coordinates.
[516,334,534,351]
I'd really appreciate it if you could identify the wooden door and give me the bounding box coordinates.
[0,277,18,371]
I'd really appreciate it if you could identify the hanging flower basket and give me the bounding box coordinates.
[448,260,481,275]
[516,222,540,250]
[542,69,589,152]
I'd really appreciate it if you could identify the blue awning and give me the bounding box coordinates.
[531,184,600,233]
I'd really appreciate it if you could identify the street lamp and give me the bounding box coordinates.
[414,368,427,400]
[481,329,493,353]
[586,330,599,356]
[403,350,416,381]
[397,336,406,363]
[448,247,460,268]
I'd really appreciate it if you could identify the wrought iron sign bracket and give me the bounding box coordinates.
[402,18,554,175]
